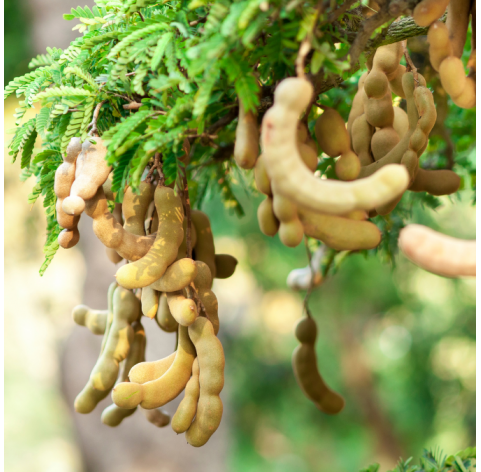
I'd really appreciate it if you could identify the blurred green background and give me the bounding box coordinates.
[4,2,475,472]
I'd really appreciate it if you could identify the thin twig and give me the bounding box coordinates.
[137,11,145,22]
[123,102,143,110]
[189,16,207,26]
[87,100,107,137]
[403,42,418,86]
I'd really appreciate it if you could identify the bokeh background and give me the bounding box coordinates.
[4,2,476,471]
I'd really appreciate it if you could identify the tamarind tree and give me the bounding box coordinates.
[5,0,476,467]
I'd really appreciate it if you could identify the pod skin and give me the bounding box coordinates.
[409,168,460,196]
[185,317,225,447]
[112,325,195,409]
[155,293,179,333]
[261,78,409,215]
[214,254,238,279]
[413,0,451,27]
[314,107,351,157]
[123,182,154,236]
[129,351,177,384]
[72,305,108,335]
[399,224,475,277]
[194,261,219,335]
[115,186,184,289]
[292,317,345,414]
[234,101,259,169]
[150,258,198,292]
[191,210,217,279]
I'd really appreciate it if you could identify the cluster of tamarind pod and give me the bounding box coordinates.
[56,136,238,446]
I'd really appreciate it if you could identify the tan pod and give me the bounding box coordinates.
[106,247,123,264]
[428,21,453,71]
[191,210,217,279]
[58,228,80,249]
[123,182,154,236]
[258,196,280,237]
[74,286,140,413]
[115,186,184,289]
[314,107,351,157]
[393,106,409,139]
[167,291,198,326]
[234,101,259,169]
[255,155,272,196]
[409,168,460,195]
[371,127,400,161]
[155,293,179,333]
[171,358,200,434]
[292,317,345,414]
[194,261,219,335]
[185,317,225,447]
[351,115,374,166]
[389,65,406,99]
[141,407,170,427]
[141,286,160,319]
[413,0,451,27]
[335,150,361,181]
[150,258,198,292]
[399,224,476,277]
[447,0,472,58]
[72,305,108,335]
[214,254,238,279]
[129,351,177,384]
[112,324,195,409]
[272,190,304,248]
[363,89,394,129]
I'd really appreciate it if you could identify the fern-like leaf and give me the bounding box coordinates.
[34,86,93,101]
[64,66,99,90]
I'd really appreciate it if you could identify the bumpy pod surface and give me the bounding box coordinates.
[185,317,225,447]
[115,186,184,289]
[171,358,200,434]
[194,261,220,334]
[261,77,409,215]
[363,89,394,129]
[85,187,156,261]
[214,254,238,279]
[234,101,259,169]
[123,182,154,236]
[191,210,217,279]
[413,0,451,27]
[314,107,351,157]
[74,286,140,413]
[399,224,475,277]
[112,324,195,409]
[150,258,198,292]
[292,317,345,414]
[371,42,404,80]
[167,291,198,326]
[155,293,179,333]
[72,305,108,335]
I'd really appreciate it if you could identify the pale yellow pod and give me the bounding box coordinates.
[428,22,453,71]
[413,0,451,27]
[150,258,198,293]
[293,317,345,415]
[129,351,176,384]
[272,192,297,222]
[75,286,141,413]
[314,107,351,157]
[123,182,155,236]
[194,261,219,335]
[234,101,259,169]
[185,317,225,447]
[299,142,318,172]
[72,305,108,335]
[399,224,475,277]
[115,186,184,289]
[257,197,279,237]
[191,210,216,279]
[261,78,409,215]
[279,218,304,248]
[254,155,272,196]
[167,291,198,326]
[451,77,476,109]
[112,324,195,409]
[214,254,238,279]
[58,228,80,249]
[171,358,200,434]
[439,56,467,98]
[141,286,160,319]
[155,293,179,333]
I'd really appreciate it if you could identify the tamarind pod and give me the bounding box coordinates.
[335,150,361,181]
[393,107,409,139]
[85,187,156,261]
[305,138,319,155]
[55,163,76,199]
[343,210,368,221]
[414,86,438,135]
[102,173,115,201]
[451,77,476,109]
[468,49,476,74]
[262,78,409,214]
[292,317,345,414]
[141,407,170,427]
[72,305,108,335]
[56,199,80,229]
[75,287,141,413]
[352,115,374,166]
[409,128,427,154]
[298,208,381,250]
[113,202,123,224]
[177,218,198,260]
[115,186,184,289]
[150,258,198,292]
[122,182,154,236]
[297,122,309,143]
[372,42,404,80]
[150,208,159,234]
[347,90,365,139]
[214,254,238,279]
[62,195,86,216]
[258,197,279,236]
[101,321,146,427]
[171,358,200,434]
[141,286,160,319]
[167,291,198,326]
[58,228,80,249]
[112,324,196,409]
[254,155,272,196]
[375,194,403,216]
[409,168,461,195]
[185,317,225,447]
[279,218,304,248]
[371,127,401,161]
[272,191,297,222]
[428,22,453,71]
[364,69,389,99]
[388,65,406,98]
[106,247,123,264]
[155,293,179,333]
[439,57,467,98]
[358,71,369,91]
[363,90,394,128]
[129,351,177,384]
[400,150,419,184]
[65,137,82,164]
[399,224,476,278]
[413,0,451,27]
[314,107,351,157]
[446,0,472,58]
[234,101,259,169]
[191,210,216,279]
[194,261,219,334]
[299,143,318,172]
